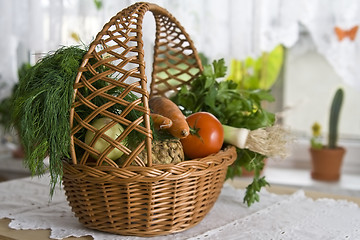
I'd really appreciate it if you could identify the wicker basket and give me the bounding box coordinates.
[62,2,236,237]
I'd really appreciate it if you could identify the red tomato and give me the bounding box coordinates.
[180,112,224,159]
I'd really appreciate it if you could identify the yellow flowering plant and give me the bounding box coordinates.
[311,122,323,149]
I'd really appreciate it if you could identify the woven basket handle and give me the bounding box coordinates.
[69,2,202,168]
[148,4,203,97]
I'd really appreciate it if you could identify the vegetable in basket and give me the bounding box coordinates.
[150,113,173,130]
[149,96,189,139]
[171,58,290,206]
[11,46,145,195]
[12,47,86,195]
[84,117,127,161]
[222,124,289,159]
[179,111,289,160]
[181,112,224,159]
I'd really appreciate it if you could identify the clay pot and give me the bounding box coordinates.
[310,147,346,181]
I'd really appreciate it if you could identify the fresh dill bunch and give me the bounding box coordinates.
[12,45,156,196]
[12,46,87,195]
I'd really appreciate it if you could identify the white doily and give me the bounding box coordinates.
[1,175,360,240]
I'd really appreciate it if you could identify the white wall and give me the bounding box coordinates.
[283,32,360,140]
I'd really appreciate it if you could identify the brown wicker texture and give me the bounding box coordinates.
[63,2,237,237]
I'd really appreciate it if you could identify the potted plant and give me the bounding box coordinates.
[310,88,346,181]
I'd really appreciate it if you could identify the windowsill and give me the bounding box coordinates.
[261,166,360,198]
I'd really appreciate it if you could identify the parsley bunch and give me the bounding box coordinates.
[171,59,275,206]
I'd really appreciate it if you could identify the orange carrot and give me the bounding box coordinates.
[149,96,189,138]
[150,113,173,130]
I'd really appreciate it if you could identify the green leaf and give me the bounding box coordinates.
[251,89,275,102]
[243,176,270,206]
[204,87,217,109]
[212,59,227,78]
[204,76,215,89]
[202,64,214,78]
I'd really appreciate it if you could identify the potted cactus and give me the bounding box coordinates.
[310,88,346,181]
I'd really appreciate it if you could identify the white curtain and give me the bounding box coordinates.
[1,0,360,99]
[300,0,360,89]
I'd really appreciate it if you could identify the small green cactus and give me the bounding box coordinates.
[328,88,344,149]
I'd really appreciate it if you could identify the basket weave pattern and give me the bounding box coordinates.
[63,2,236,237]
[63,147,235,236]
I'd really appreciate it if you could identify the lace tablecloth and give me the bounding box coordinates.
[1,175,360,240]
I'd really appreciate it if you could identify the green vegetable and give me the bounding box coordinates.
[171,59,275,206]
[12,46,86,195]
[222,125,250,149]
[11,46,146,196]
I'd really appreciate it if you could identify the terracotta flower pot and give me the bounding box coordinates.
[310,147,346,181]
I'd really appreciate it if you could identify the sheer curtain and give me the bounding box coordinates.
[300,0,360,89]
[1,0,360,99]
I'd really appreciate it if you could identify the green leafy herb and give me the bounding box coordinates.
[12,46,154,196]
[243,176,270,205]
[171,59,276,206]
[12,46,87,195]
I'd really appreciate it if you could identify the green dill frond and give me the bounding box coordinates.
[12,46,87,196]
[12,45,154,196]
